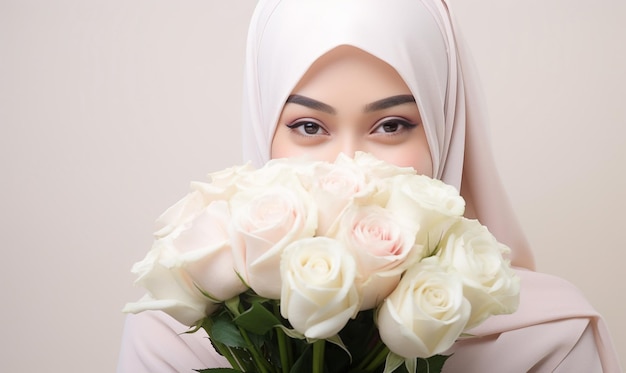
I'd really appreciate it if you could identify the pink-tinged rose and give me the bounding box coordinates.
[153,190,206,239]
[351,152,417,181]
[123,246,219,326]
[164,200,248,301]
[307,158,370,234]
[437,218,520,328]
[154,164,255,240]
[190,164,255,204]
[206,163,255,192]
[280,237,360,339]
[377,258,470,358]
[331,204,423,310]
[238,157,317,191]
[385,174,465,250]
[230,184,317,299]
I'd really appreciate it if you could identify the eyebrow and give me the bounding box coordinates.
[364,95,416,112]
[285,94,416,114]
[286,95,336,114]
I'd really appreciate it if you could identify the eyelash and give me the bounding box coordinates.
[371,117,418,135]
[286,119,328,136]
[285,117,418,137]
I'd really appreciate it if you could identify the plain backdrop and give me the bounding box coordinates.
[1,1,624,371]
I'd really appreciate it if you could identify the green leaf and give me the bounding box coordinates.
[326,334,352,363]
[458,332,475,339]
[210,316,247,348]
[225,296,242,316]
[183,318,205,334]
[234,301,281,335]
[381,353,451,373]
[194,369,244,373]
[194,284,225,303]
[404,358,416,373]
[383,352,405,373]
[240,290,270,305]
[290,344,313,373]
[416,355,451,373]
[234,270,250,288]
[275,324,306,339]
[246,329,267,350]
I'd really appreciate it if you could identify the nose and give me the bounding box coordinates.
[334,135,361,159]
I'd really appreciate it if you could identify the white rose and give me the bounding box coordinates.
[205,162,255,192]
[163,200,248,301]
[437,218,520,328]
[307,158,371,234]
[153,190,206,239]
[385,174,465,250]
[239,157,317,191]
[280,237,360,339]
[262,156,320,174]
[377,258,470,359]
[154,164,255,239]
[351,151,417,181]
[230,183,317,299]
[331,204,423,310]
[123,245,219,326]
[188,164,255,206]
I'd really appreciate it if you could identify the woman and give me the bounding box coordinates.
[118,0,621,371]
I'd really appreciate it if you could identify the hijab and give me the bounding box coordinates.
[240,0,535,270]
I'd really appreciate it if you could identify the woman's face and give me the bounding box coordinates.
[271,46,433,176]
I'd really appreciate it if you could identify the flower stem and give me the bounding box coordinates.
[223,347,247,371]
[312,339,325,373]
[239,327,272,373]
[230,297,272,372]
[276,326,292,373]
[273,302,292,373]
[350,337,385,372]
[201,318,247,371]
[364,345,390,372]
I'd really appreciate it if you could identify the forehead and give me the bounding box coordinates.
[255,0,447,104]
[243,0,450,170]
[290,46,412,102]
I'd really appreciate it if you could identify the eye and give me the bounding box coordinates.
[371,117,418,135]
[286,119,329,136]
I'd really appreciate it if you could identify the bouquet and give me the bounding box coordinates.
[124,152,520,373]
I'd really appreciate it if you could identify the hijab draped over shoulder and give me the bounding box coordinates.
[238,1,621,370]
[240,0,535,269]
[117,2,622,372]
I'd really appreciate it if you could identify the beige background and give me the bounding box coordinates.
[1,0,624,371]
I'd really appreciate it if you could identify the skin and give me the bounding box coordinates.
[271,46,433,177]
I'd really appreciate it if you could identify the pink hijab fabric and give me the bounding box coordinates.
[240,0,535,269]
[237,0,621,370]
[117,1,622,371]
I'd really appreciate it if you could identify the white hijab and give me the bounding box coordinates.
[240,0,535,269]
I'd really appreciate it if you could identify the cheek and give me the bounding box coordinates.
[270,133,309,161]
[370,136,433,178]
[271,127,337,162]
[384,148,433,178]
[270,127,296,159]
